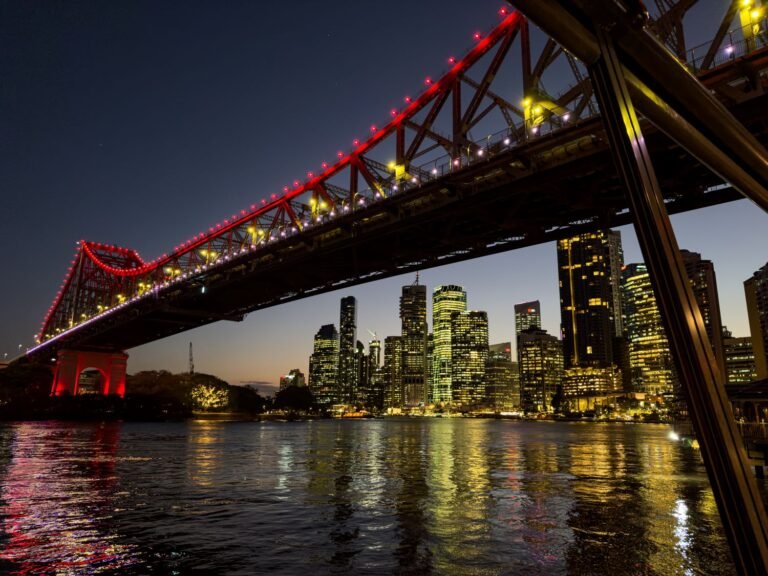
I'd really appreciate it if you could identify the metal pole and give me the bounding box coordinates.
[589,26,768,575]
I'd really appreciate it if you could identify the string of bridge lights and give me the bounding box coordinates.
[35,7,522,346]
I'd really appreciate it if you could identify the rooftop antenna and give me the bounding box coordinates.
[414,271,420,285]
[189,342,194,375]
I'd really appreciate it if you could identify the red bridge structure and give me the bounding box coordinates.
[24,1,768,569]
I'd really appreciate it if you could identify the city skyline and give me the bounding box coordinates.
[2,1,766,392]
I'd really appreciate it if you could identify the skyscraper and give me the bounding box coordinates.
[450,310,489,407]
[518,327,563,412]
[486,342,518,411]
[606,231,625,336]
[338,296,357,404]
[515,301,541,338]
[355,340,368,406]
[557,230,623,404]
[621,263,677,396]
[383,336,403,410]
[401,280,428,407]
[309,324,339,407]
[367,338,384,409]
[723,327,757,385]
[680,250,725,375]
[515,300,541,365]
[432,285,467,404]
[745,263,768,380]
[557,230,621,368]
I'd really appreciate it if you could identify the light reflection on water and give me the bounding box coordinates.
[0,419,742,575]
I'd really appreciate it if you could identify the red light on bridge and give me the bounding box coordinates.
[499,7,508,16]
[424,77,432,85]
[404,96,412,103]
[353,139,360,146]
[448,56,456,64]
[337,151,344,158]
[390,108,397,117]
[473,32,482,41]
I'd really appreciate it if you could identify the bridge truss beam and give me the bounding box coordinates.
[507,0,768,572]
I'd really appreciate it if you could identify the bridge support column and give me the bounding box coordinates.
[589,27,768,574]
[51,349,128,398]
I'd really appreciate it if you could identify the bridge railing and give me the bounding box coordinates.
[685,19,768,73]
[738,421,768,441]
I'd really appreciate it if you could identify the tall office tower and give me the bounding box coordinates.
[309,324,339,407]
[368,338,381,371]
[367,338,383,410]
[680,250,725,374]
[745,263,768,379]
[401,280,428,407]
[514,300,541,366]
[338,296,358,404]
[426,333,434,404]
[518,327,563,412]
[621,263,677,396]
[383,336,403,409]
[558,230,624,404]
[432,285,467,404]
[486,342,517,411]
[722,327,757,385]
[515,301,541,337]
[450,311,489,407]
[606,231,625,336]
[355,341,369,406]
[557,230,622,368]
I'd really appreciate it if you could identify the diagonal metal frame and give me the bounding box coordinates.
[508,0,768,572]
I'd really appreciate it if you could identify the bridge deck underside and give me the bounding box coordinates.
[30,93,768,359]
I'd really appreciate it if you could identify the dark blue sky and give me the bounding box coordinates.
[2,1,766,390]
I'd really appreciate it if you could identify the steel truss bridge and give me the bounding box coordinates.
[23,1,768,570]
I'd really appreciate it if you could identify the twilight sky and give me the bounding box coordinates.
[2,1,766,392]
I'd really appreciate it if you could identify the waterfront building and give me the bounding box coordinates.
[518,327,563,412]
[680,250,725,375]
[450,311,489,408]
[485,342,518,411]
[557,230,623,403]
[383,336,403,410]
[432,285,467,404]
[745,262,768,379]
[723,327,757,385]
[355,340,369,405]
[279,368,306,391]
[562,366,621,411]
[426,333,434,404]
[557,230,622,368]
[515,301,541,337]
[338,296,358,404]
[401,280,428,407]
[515,300,541,369]
[308,324,339,407]
[621,263,677,396]
[366,337,384,410]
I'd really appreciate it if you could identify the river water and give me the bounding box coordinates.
[0,419,745,575]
